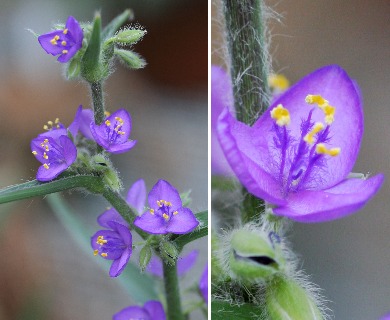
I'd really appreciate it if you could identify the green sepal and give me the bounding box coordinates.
[139,244,152,272]
[89,154,122,192]
[211,300,263,320]
[159,240,178,265]
[81,14,104,82]
[266,275,324,320]
[173,210,207,251]
[102,9,134,40]
[107,29,146,46]
[67,58,81,79]
[0,174,104,205]
[114,48,146,69]
[229,229,284,281]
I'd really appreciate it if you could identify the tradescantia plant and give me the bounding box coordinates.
[0,10,207,320]
[212,1,384,319]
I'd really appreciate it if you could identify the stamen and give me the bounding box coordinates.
[43,152,49,160]
[62,50,68,54]
[63,28,68,35]
[105,120,111,126]
[93,249,99,256]
[96,235,108,245]
[43,163,50,169]
[55,118,60,124]
[322,105,335,125]
[305,94,335,124]
[173,211,178,215]
[268,74,290,91]
[32,151,38,155]
[157,200,162,207]
[101,253,108,257]
[43,125,49,130]
[316,143,341,157]
[163,213,169,220]
[115,117,124,125]
[47,121,53,126]
[61,41,67,46]
[270,104,290,127]
[150,209,155,215]
[117,131,125,135]
[304,122,324,144]
[305,94,328,107]
[50,35,60,45]
[104,111,111,117]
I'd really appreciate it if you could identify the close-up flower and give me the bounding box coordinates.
[91,220,132,277]
[134,179,199,234]
[211,65,234,176]
[113,300,166,320]
[147,250,198,277]
[30,134,77,181]
[38,16,83,63]
[218,65,384,223]
[90,108,137,154]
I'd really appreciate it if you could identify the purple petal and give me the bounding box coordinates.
[133,212,168,235]
[107,221,133,246]
[58,135,77,165]
[165,207,199,234]
[65,16,83,45]
[57,44,80,63]
[38,30,65,55]
[78,108,94,139]
[90,230,124,260]
[143,301,166,320]
[126,179,147,214]
[254,65,363,189]
[68,105,82,137]
[273,174,384,222]
[199,264,208,303]
[148,180,182,211]
[217,109,287,205]
[106,139,137,154]
[113,306,150,320]
[36,162,68,182]
[109,247,132,277]
[97,208,128,228]
[211,65,234,176]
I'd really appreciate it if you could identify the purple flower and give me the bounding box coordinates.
[217,65,384,223]
[38,16,83,63]
[113,300,166,320]
[134,180,199,234]
[91,221,132,277]
[211,65,234,176]
[90,109,137,154]
[98,179,147,227]
[69,105,94,140]
[199,264,208,304]
[31,134,77,182]
[147,250,198,277]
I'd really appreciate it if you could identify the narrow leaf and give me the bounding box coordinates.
[0,175,102,205]
[102,9,134,40]
[46,193,157,303]
[173,210,207,250]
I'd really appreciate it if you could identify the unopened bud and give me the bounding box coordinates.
[266,275,324,320]
[139,245,152,272]
[114,49,146,69]
[159,241,178,265]
[113,29,146,45]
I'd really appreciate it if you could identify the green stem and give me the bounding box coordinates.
[163,260,184,320]
[223,0,269,125]
[223,0,269,223]
[90,81,105,153]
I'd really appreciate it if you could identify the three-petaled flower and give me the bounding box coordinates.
[134,179,199,234]
[90,109,137,154]
[113,300,166,320]
[38,16,83,63]
[91,220,132,277]
[217,65,384,223]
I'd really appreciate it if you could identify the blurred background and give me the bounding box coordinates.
[212,0,390,319]
[0,0,207,319]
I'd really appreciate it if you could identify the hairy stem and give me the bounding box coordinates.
[90,81,105,153]
[223,0,269,223]
[163,260,184,320]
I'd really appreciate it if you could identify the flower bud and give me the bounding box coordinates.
[266,275,324,320]
[90,154,122,192]
[229,229,285,281]
[114,49,146,69]
[139,245,152,272]
[159,240,178,265]
[113,29,146,45]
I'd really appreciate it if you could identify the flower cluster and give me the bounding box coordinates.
[217,65,384,222]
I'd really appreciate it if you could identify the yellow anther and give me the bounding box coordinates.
[117,131,125,135]
[157,200,162,207]
[115,117,124,125]
[150,209,155,215]
[304,122,324,144]
[268,74,290,91]
[270,104,290,126]
[43,125,49,130]
[173,211,178,215]
[101,253,108,257]
[45,146,49,151]
[43,152,49,160]
[43,163,50,169]
[305,94,336,124]
[165,201,172,207]
[63,28,68,35]
[50,35,60,45]
[104,111,111,117]
[61,41,67,46]
[93,249,99,256]
[47,121,53,126]
[316,143,341,157]
[163,213,169,220]
[322,104,335,125]
[55,118,60,124]
[32,151,37,155]
[305,94,328,107]
[105,120,111,126]
[62,49,68,54]
[96,235,108,245]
